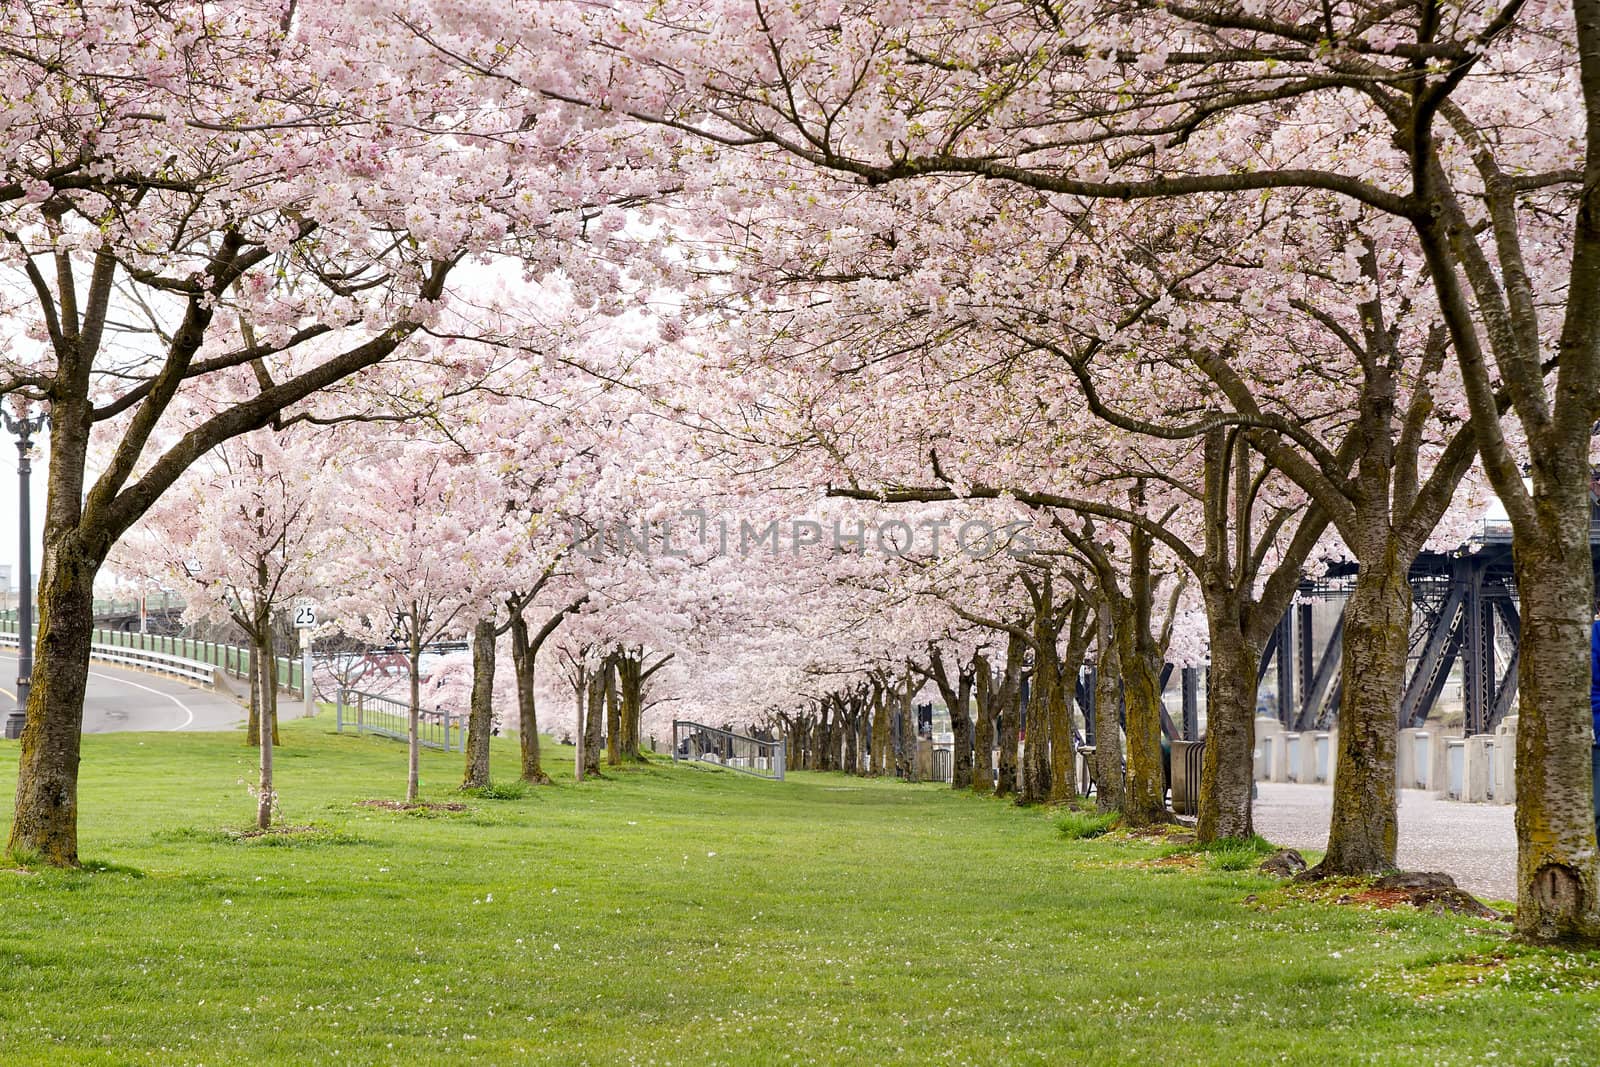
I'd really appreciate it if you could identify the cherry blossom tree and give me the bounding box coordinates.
[570,0,1600,941]
[114,427,332,829]
[326,441,513,802]
[1,1,671,865]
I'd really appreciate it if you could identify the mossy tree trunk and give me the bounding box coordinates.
[461,616,496,791]
[605,652,622,767]
[1316,548,1412,875]
[1092,608,1125,816]
[993,633,1023,797]
[1197,616,1261,843]
[1019,621,1052,806]
[972,655,995,794]
[1194,431,1327,843]
[583,665,604,778]
[871,679,891,775]
[843,698,859,774]
[1513,515,1600,940]
[507,596,582,785]
[928,647,974,789]
[1049,597,1094,805]
[509,615,549,784]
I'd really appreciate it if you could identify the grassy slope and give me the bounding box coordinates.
[1,720,1597,1065]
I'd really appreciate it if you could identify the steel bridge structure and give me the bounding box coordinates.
[1069,518,1600,744]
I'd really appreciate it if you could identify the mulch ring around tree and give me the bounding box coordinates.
[224,824,324,840]
[356,799,469,813]
[1248,870,1509,921]
[1113,825,1197,844]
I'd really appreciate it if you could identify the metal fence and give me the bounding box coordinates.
[0,616,304,696]
[335,687,461,752]
[671,720,785,780]
[0,630,216,686]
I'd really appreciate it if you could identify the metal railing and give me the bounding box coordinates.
[0,617,305,696]
[335,687,460,752]
[0,632,217,686]
[671,720,785,780]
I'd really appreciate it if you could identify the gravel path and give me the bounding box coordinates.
[1252,782,1516,902]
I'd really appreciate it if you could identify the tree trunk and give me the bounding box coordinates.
[1019,670,1049,805]
[950,671,974,790]
[1197,614,1261,842]
[973,657,995,794]
[247,646,261,747]
[605,655,621,766]
[843,706,859,774]
[855,703,869,774]
[509,615,550,784]
[995,637,1022,796]
[1114,606,1169,827]
[257,623,277,830]
[1048,630,1087,805]
[462,617,496,791]
[1316,550,1411,875]
[899,676,916,779]
[870,685,889,775]
[929,651,975,790]
[996,692,1018,796]
[1511,489,1600,940]
[618,655,642,761]
[406,623,422,804]
[1093,623,1125,815]
[7,534,100,865]
[583,668,603,777]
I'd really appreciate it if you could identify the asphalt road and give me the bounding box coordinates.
[0,649,246,734]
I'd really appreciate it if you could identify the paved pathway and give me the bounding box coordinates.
[1253,781,1517,902]
[0,649,245,734]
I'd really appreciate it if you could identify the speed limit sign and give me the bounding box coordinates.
[294,604,317,629]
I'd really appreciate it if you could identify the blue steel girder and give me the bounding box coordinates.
[1399,580,1467,727]
[1295,610,1344,732]
[1297,602,1315,712]
[1275,609,1295,727]
[1462,557,1496,736]
[1258,624,1281,686]
[1488,594,1522,730]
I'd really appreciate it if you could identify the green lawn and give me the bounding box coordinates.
[2,720,1598,1065]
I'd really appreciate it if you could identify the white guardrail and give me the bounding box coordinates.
[0,633,217,687]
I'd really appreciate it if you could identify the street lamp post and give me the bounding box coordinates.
[3,407,47,741]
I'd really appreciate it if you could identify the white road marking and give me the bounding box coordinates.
[0,650,200,730]
[86,670,196,731]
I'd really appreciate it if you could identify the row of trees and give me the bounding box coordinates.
[2,0,1597,946]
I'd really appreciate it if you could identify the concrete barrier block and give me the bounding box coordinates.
[1269,733,1290,783]
[1495,716,1518,805]
[1253,716,1281,781]
[1443,738,1466,800]
[1396,730,1415,788]
[1463,734,1491,803]
[1432,730,1457,795]
[1396,729,1432,790]
[1284,732,1304,782]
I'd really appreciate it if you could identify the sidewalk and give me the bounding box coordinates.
[1252,782,1516,902]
